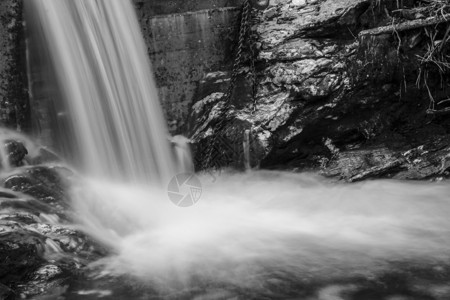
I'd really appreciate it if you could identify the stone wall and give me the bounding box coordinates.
[0,0,29,130]
[136,6,241,133]
[0,1,9,105]
[133,0,241,16]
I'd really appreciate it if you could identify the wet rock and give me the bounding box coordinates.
[0,212,105,298]
[0,225,46,287]
[18,265,65,297]
[250,0,270,10]
[0,212,41,225]
[0,190,18,198]
[190,0,362,171]
[190,0,450,180]
[322,147,405,181]
[2,139,28,167]
[0,197,56,217]
[26,147,61,165]
[0,164,106,298]
[3,166,73,211]
[28,223,103,258]
[319,136,450,181]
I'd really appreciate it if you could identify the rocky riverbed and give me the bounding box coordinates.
[0,138,108,299]
[0,137,449,300]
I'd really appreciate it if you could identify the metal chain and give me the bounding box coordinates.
[248,26,258,112]
[200,0,256,170]
[221,0,252,108]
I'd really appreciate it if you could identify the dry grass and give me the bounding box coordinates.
[398,1,450,112]
[364,0,450,111]
[417,0,450,18]
[414,12,450,112]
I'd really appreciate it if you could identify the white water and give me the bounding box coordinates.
[27,0,178,184]
[71,171,450,292]
[26,0,450,296]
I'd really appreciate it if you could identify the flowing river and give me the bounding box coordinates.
[21,0,450,299]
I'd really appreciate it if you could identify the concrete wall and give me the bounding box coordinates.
[138,8,240,133]
[133,0,241,16]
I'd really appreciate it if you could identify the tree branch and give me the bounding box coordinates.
[359,14,450,37]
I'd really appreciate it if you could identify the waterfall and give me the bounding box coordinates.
[22,0,450,297]
[25,0,180,184]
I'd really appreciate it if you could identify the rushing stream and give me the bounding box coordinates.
[70,173,450,296]
[19,0,450,299]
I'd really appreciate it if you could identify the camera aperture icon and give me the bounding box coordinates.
[167,173,202,207]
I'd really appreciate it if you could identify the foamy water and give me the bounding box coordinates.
[23,0,450,296]
[70,171,450,292]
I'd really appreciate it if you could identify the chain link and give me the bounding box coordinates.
[198,0,257,170]
[199,0,257,170]
[223,0,252,106]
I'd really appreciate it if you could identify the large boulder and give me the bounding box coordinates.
[190,0,450,180]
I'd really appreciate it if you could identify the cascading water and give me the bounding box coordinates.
[26,0,179,184]
[23,0,450,299]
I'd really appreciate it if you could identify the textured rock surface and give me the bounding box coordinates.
[0,148,105,298]
[190,0,450,180]
[3,139,28,167]
[0,0,29,130]
[0,1,9,107]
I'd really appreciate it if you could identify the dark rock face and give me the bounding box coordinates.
[0,136,60,169]
[0,283,14,300]
[190,0,450,180]
[3,166,72,217]
[0,141,105,298]
[3,139,28,167]
[0,0,30,130]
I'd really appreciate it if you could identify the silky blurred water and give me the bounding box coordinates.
[27,0,179,184]
[69,171,450,296]
[23,0,450,299]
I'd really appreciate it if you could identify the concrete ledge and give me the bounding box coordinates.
[133,0,242,17]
